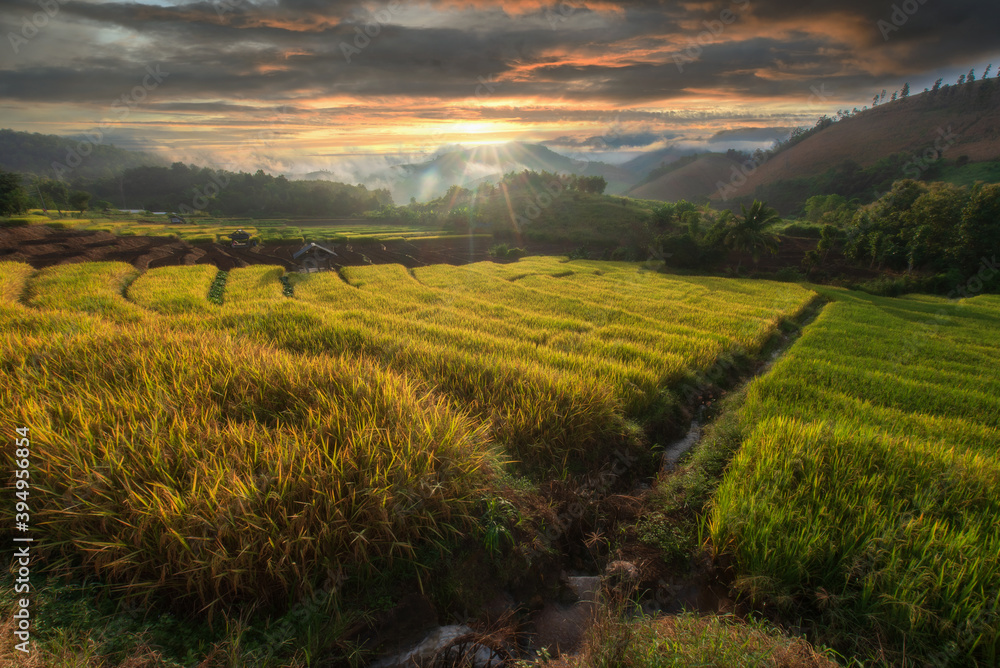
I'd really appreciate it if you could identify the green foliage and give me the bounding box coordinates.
[723,200,781,270]
[570,174,608,194]
[845,180,1000,279]
[81,163,394,218]
[803,194,858,227]
[36,178,70,214]
[69,189,92,214]
[0,168,31,216]
[488,243,527,260]
[207,269,228,305]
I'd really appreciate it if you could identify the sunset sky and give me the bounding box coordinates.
[1,0,998,178]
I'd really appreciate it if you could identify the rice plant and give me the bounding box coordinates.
[710,288,1000,665]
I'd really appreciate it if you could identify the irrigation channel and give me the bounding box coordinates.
[365,298,828,667]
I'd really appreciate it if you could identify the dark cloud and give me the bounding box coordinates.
[0,0,996,157]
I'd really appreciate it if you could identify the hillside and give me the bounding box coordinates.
[0,128,166,182]
[619,146,699,178]
[627,153,742,202]
[720,79,1000,206]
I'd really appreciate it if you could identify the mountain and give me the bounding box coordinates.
[0,128,167,182]
[627,153,743,202]
[619,146,700,178]
[365,142,639,202]
[719,79,1000,208]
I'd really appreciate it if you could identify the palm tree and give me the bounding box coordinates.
[724,200,781,272]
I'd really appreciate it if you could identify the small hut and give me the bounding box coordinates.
[293,242,338,272]
[228,229,256,248]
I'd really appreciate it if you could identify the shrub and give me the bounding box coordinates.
[488,243,527,260]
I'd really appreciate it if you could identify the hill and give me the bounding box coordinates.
[364,142,639,202]
[719,79,1000,211]
[627,153,742,202]
[619,145,699,178]
[0,128,166,182]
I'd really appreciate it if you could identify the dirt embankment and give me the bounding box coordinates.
[0,225,580,271]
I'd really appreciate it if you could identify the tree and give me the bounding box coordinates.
[36,179,69,216]
[956,183,1000,274]
[69,190,91,215]
[723,200,781,272]
[967,69,975,82]
[958,74,966,85]
[0,169,30,217]
[932,78,943,92]
[891,91,898,102]
[817,225,838,262]
[901,82,910,98]
[984,64,992,79]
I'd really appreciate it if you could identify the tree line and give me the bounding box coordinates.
[0,163,394,219]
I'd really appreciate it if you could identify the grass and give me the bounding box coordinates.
[709,288,1000,666]
[0,257,815,664]
[936,159,1000,188]
[0,260,34,303]
[571,610,839,668]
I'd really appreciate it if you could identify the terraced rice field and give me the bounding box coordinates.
[710,288,1000,666]
[0,258,813,620]
[25,216,476,245]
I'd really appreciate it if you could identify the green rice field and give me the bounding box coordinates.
[3,255,997,666]
[710,287,1000,665]
[11,210,478,244]
[0,258,812,626]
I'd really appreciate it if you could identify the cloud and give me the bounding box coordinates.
[0,0,997,165]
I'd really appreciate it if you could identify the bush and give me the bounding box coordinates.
[489,243,527,260]
[779,223,824,238]
[656,233,705,269]
[773,267,804,282]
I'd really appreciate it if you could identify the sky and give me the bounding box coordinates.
[1,0,998,179]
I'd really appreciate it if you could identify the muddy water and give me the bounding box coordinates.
[661,409,704,472]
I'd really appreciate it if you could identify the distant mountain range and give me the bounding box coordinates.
[0,129,167,182]
[301,142,647,202]
[5,81,998,211]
